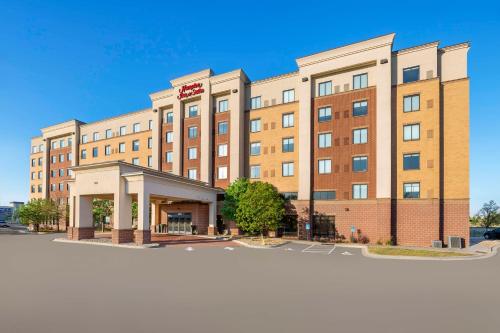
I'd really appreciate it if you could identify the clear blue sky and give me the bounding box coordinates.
[0,1,498,213]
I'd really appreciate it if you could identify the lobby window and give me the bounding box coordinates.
[250,142,261,156]
[282,113,294,128]
[166,112,174,124]
[313,191,336,200]
[403,94,420,112]
[148,156,152,167]
[250,119,261,133]
[81,134,88,144]
[250,165,261,179]
[318,106,332,122]
[119,126,127,136]
[282,162,294,177]
[81,149,87,159]
[188,147,197,160]
[148,120,153,130]
[283,89,295,103]
[282,192,298,200]
[403,124,420,141]
[318,159,332,174]
[250,96,261,109]
[92,147,98,158]
[133,123,140,133]
[218,144,228,157]
[218,121,228,135]
[188,126,198,139]
[166,151,173,163]
[403,153,420,170]
[105,129,112,139]
[318,81,332,96]
[403,182,420,198]
[353,156,368,172]
[188,105,199,118]
[105,145,111,156]
[218,100,228,113]
[403,66,420,83]
[93,132,100,141]
[353,184,368,199]
[282,137,294,153]
[188,168,197,180]
[318,133,332,148]
[59,169,64,177]
[353,128,368,144]
[353,100,368,117]
[132,140,139,151]
[119,143,125,153]
[132,158,139,166]
[166,131,173,143]
[353,73,368,90]
[148,137,152,149]
[218,166,228,180]
[31,159,35,167]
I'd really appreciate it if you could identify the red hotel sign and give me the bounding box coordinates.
[177,82,204,100]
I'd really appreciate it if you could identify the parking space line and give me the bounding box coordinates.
[301,244,316,253]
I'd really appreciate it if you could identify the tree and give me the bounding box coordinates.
[221,178,250,221]
[132,202,138,224]
[235,181,285,243]
[475,200,500,230]
[92,199,113,232]
[17,199,60,232]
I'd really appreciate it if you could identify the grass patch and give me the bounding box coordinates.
[369,247,472,257]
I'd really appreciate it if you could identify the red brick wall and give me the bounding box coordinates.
[395,199,440,247]
[443,199,469,246]
[160,202,209,234]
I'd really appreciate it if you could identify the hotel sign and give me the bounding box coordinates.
[177,82,204,100]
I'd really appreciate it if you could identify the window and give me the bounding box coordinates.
[67,153,72,161]
[59,169,64,177]
[313,191,336,200]
[318,106,332,122]
[281,192,298,200]
[51,184,56,192]
[92,147,98,158]
[60,139,66,148]
[282,137,294,152]
[283,89,295,103]
[148,156,152,167]
[37,185,42,193]
[218,121,228,135]
[188,168,197,180]
[166,112,174,124]
[148,120,153,130]
[403,153,420,170]
[166,131,173,143]
[218,166,228,179]
[38,171,42,179]
[318,133,332,148]
[93,132,100,141]
[38,157,42,166]
[105,145,111,156]
[353,128,368,144]
[188,126,198,139]
[318,159,332,174]
[31,185,35,193]
[51,156,56,164]
[250,142,261,156]
[59,154,64,162]
[68,169,73,177]
[188,147,197,160]
[147,137,152,149]
[31,172,35,180]
[218,144,228,157]
[81,149,87,159]
[68,138,72,147]
[353,156,368,172]
[250,119,261,132]
[132,140,139,151]
[250,96,261,109]
[353,73,368,89]
[59,183,64,191]
[353,184,368,199]
[403,94,420,112]
[403,66,420,83]
[282,113,294,128]
[188,105,198,117]
[50,170,55,177]
[133,123,140,133]
[119,143,125,153]
[282,162,294,177]
[250,165,261,179]
[403,182,420,198]
[132,158,139,166]
[51,141,57,149]
[353,100,368,117]
[318,81,332,96]
[31,159,35,167]
[166,151,173,163]
[218,100,228,113]
[119,126,126,136]
[81,134,88,144]
[403,124,420,141]
[105,129,112,139]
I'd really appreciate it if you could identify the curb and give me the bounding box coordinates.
[231,239,288,249]
[53,238,160,250]
[360,245,499,261]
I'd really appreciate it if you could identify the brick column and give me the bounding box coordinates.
[68,227,95,240]
[134,230,151,245]
[112,229,134,244]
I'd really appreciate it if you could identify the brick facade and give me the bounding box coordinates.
[67,227,95,240]
[134,230,151,245]
[442,199,470,247]
[160,202,209,235]
[112,229,134,244]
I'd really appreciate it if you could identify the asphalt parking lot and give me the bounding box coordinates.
[1,233,499,333]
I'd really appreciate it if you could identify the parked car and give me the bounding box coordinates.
[0,222,10,228]
[484,228,500,240]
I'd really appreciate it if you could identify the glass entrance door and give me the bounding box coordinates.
[167,213,192,235]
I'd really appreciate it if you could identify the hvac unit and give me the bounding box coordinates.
[431,240,443,248]
[448,236,463,249]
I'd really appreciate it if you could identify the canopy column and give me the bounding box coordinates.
[112,178,133,244]
[68,195,94,240]
[207,201,217,236]
[134,189,151,245]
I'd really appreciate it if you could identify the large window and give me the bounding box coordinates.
[218,144,228,157]
[318,159,332,174]
[218,99,228,113]
[166,131,173,143]
[403,182,420,198]
[353,73,368,89]
[251,96,261,109]
[166,112,174,124]
[132,140,139,151]
[313,191,336,200]
[403,66,420,83]
[318,81,332,96]
[283,89,295,103]
[119,126,126,136]
[318,133,332,148]
[353,128,368,144]
[133,123,140,133]
[250,142,261,156]
[188,105,198,118]
[403,124,420,141]
[282,137,294,152]
[218,121,228,135]
[166,151,173,163]
[92,147,98,158]
[353,156,368,172]
[403,153,420,170]
[282,162,294,177]
[353,184,368,199]
[188,147,197,160]
[188,169,197,180]
[119,143,125,153]
[250,118,261,133]
[188,126,198,139]
[318,106,332,122]
[282,113,294,128]
[353,100,368,117]
[218,166,228,179]
[403,94,420,112]
[250,165,261,179]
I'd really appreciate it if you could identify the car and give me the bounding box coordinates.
[483,228,500,240]
[0,222,10,228]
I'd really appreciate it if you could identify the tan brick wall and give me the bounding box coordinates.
[160,202,209,234]
[394,199,440,246]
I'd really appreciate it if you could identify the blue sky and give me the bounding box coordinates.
[0,1,498,213]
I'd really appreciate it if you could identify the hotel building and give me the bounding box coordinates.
[29,33,470,247]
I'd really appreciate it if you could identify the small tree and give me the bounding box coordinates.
[475,200,500,230]
[235,181,285,244]
[221,178,250,221]
[17,199,45,231]
[93,199,113,232]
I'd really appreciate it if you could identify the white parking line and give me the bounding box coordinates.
[302,244,336,254]
[301,244,316,253]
